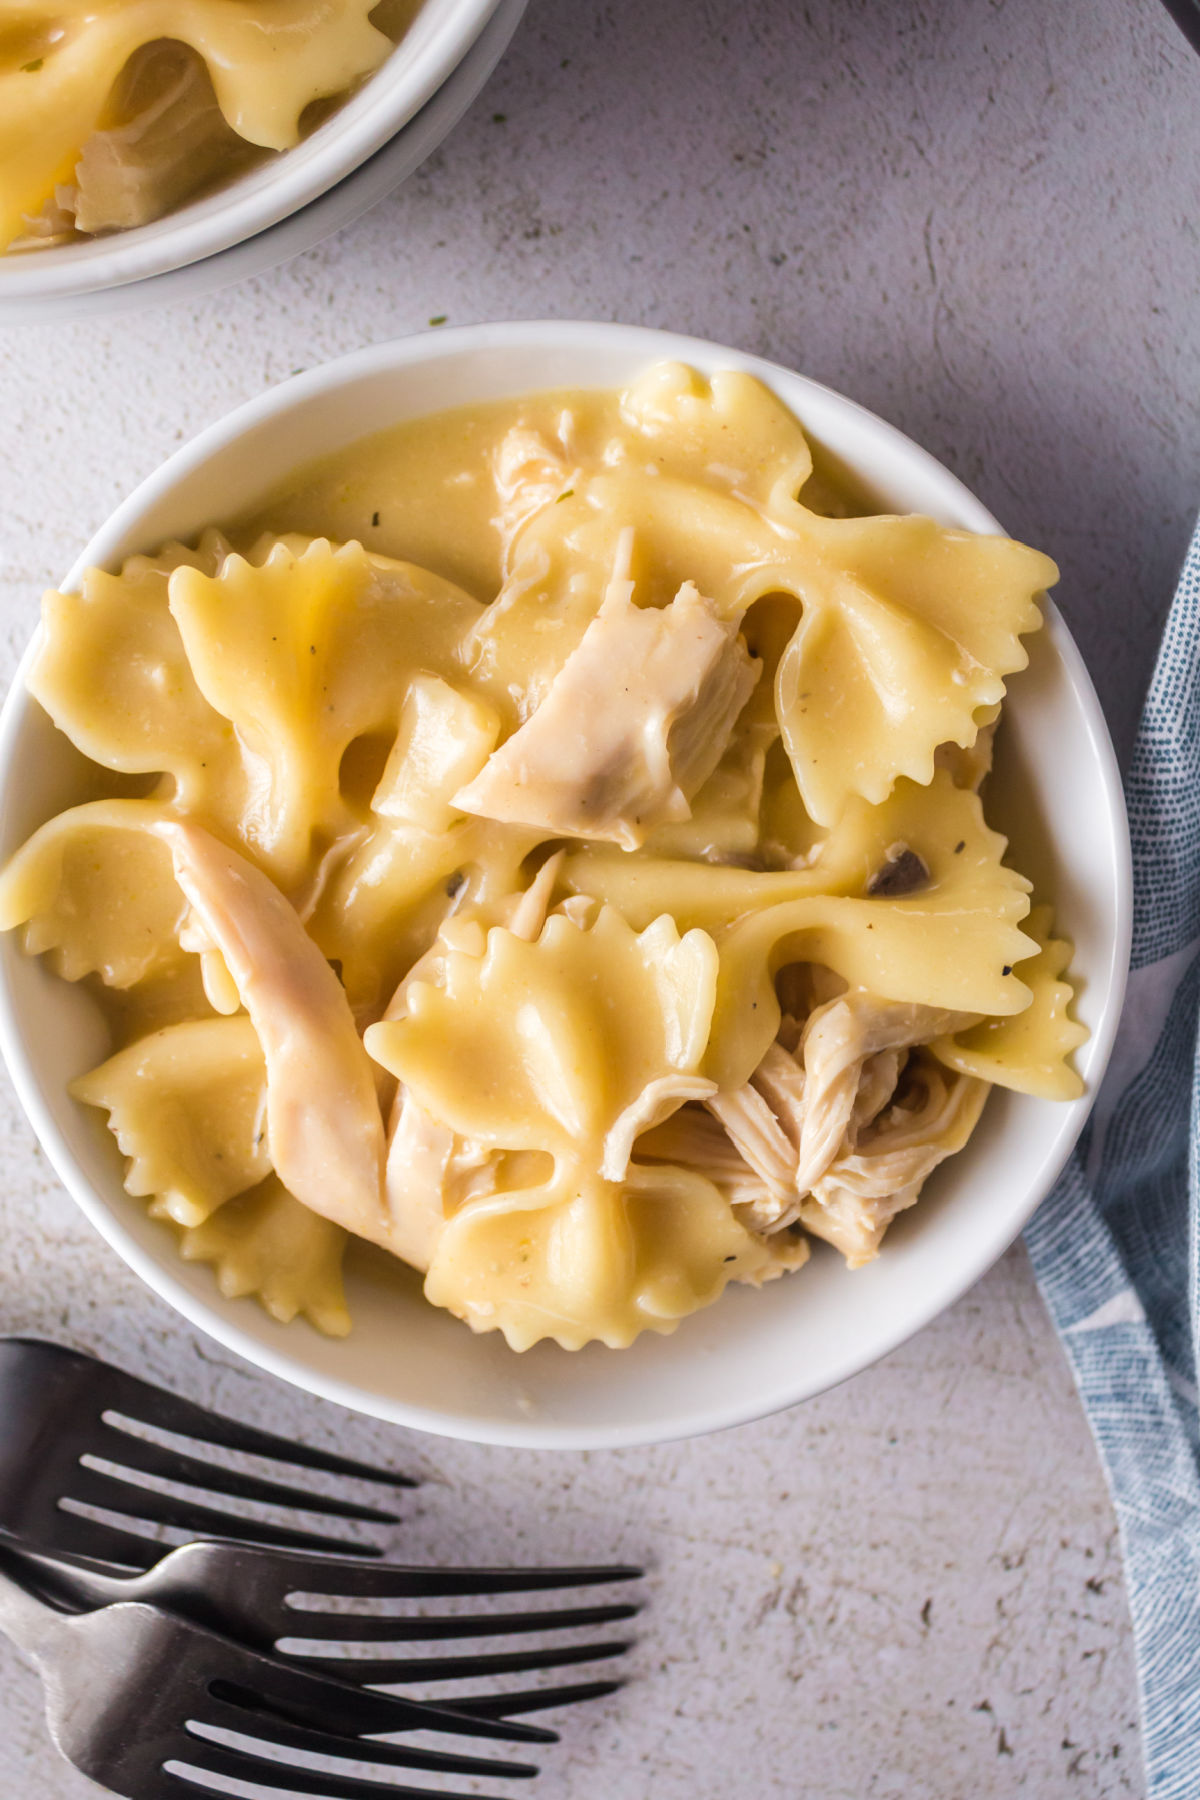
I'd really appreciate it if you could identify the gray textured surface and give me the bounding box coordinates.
[1,0,1197,1793]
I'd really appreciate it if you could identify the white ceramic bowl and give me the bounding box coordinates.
[0,323,1132,1449]
[0,0,506,318]
[0,0,529,328]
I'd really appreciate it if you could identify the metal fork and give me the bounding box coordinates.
[0,1337,412,1564]
[0,1538,556,1800]
[0,1339,642,1709]
[5,1535,642,1718]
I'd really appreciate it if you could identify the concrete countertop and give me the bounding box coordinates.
[1,0,1196,1793]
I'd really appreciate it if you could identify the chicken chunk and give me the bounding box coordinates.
[454,580,760,849]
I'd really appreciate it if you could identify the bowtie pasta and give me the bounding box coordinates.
[0,364,1087,1351]
[0,0,420,254]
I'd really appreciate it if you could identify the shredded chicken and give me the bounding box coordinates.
[800,1053,990,1266]
[774,962,846,1035]
[792,992,973,1196]
[155,821,389,1245]
[706,1055,799,1204]
[697,989,979,1236]
[603,1072,718,1183]
[636,1103,776,1213]
[455,577,760,849]
[492,426,577,555]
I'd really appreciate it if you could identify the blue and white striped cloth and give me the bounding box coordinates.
[1026,517,1200,1800]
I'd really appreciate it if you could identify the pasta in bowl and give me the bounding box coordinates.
[0,0,508,306]
[0,324,1130,1444]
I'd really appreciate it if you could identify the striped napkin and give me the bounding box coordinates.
[1025,518,1200,1800]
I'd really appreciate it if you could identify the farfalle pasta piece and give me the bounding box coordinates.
[375,675,500,837]
[708,778,1037,1088]
[364,903,737,1348]
[29,537,244,818]
[168,538,484,884]
[455,577,760,849]
[71,1015,268,1227]
[367,905,719,1182]
[306,814,540,1019]
[618,363,816,511]
[930,905,1087,1099]
[0,0,393,251]
[773,513,1050,826]
[179,1174,350,1336]
[422,1161,808,1353]
[0,798,186,987]
[156,820,389,1244]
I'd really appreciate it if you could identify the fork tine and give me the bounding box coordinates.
[94,1422,400,1523]
[215,1666,557,1745]
[32,1505,169,1569]
[80,1352,414,1488]
[63,1466,385,1556]
[291,1639,631,1684]
[197,1694,539,1779]
[286,1561,644,1599]
[165,1743,509,1800]
[283,1600,641,1642]
[444,1678,625,1717]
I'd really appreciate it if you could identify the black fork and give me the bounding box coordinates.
[0,1338,642,1712]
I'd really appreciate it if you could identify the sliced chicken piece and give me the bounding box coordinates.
[155,821,389,1245]
[454,578,760,850]
[800,1054,990,1266]
[774,961,847,1039]
[750,1039,808,1144]
[698,988,972,1232]
[850,1049,904,1137]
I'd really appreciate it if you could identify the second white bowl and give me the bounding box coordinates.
[0,0,509,318]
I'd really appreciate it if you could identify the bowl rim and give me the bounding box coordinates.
[0,0,504,303]
[0,321,1134,1448]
